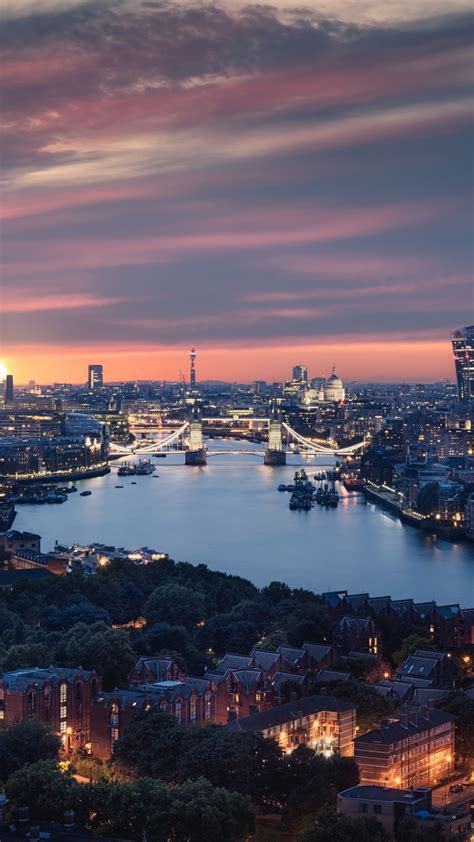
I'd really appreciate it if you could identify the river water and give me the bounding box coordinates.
[14,441,474,605]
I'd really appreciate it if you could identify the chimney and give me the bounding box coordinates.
[17,806,29,825]
[64,809,75,829]
[29,826,40,842]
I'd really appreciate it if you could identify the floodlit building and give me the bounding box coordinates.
[225,693,356,756]
[354,706,455,789]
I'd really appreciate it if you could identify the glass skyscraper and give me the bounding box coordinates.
[451,325,474,401]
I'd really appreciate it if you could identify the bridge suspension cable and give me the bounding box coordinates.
[133,422,190,453]
[282,422,367,455]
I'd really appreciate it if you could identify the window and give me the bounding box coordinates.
[111,727,119,750]
[44,687,52,724]
[110,702,119,728]
[76,683,83,718]
[0,688,4,721]
[190,696,197,723]
[175,701,182,722]
[359,804,368,813]
[60,682,67,728]
[205,692,212,721]
[373,804,382,814]
[27,690,36,715]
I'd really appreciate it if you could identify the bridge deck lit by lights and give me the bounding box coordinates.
[110,419,368,459]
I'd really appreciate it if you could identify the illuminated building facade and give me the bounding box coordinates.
[354,707,455,789]
[0,667,100,755]
[451,325,474,401]
[225,694,356,756]
[88,364,103,391]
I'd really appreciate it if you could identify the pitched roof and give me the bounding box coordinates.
[271,672,307,690]
[302,642,333,662]
[314,669,352,683]
[355,708,455,746]
[399,656,440,678]
[1,666,95,691]
[225,693,355,732]
[215,653,252,673]
[367,596,392,613]
[230,669,262,692]
[250,650,281,671]
[344,593,369,610]
[277,646,306,666]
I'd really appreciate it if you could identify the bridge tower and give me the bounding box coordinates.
[264,400,286,466]
[185,401,207,465]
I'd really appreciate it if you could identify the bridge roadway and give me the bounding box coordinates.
[110,419,367,459]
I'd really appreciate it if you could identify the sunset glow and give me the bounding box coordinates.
[1,0,473,383]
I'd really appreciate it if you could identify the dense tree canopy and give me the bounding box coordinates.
[298,807,388,842]
[6,762,255,842]
[0,721,59,781]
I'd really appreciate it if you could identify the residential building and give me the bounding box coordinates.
[397,650,455,688]
[0,530,41,554]
[354,706,455,789]
[129,656,184,686]
[338,786,471,840]
[332,616,381,656]
[91,678,217,761]
[0,667,100,755]
[225,693,356,756]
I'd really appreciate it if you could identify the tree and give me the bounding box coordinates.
[165,778,255,841]
[311,680,396,734]
[284,754,359,825]
[174,728,284,811]
[0,721,60,780]
[112,710,186,779]
[437,693,474,762]
[416,482,440,515]
[144,583,206,630]
[392,634,434,667]
[299,807,388,842]
[64,623,135,690]
[5,761,75,821]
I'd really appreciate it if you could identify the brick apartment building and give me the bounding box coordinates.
[322,591,474,648]
[91,677,218,761]
[226,693,356,756]
[354,706,456,789]
[0,667,100,754]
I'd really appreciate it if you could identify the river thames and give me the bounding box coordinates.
[14,441,474,604]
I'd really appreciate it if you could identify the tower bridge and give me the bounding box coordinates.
[110,406,368,464]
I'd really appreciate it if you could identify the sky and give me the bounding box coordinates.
[1,0,473,384]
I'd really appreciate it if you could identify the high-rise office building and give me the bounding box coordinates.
[292,365,308,382]
[4,375,14,403]
[88,364,103,391]
[451,326,474,401]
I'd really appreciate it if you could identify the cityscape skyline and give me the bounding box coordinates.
[1,1,473,383]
